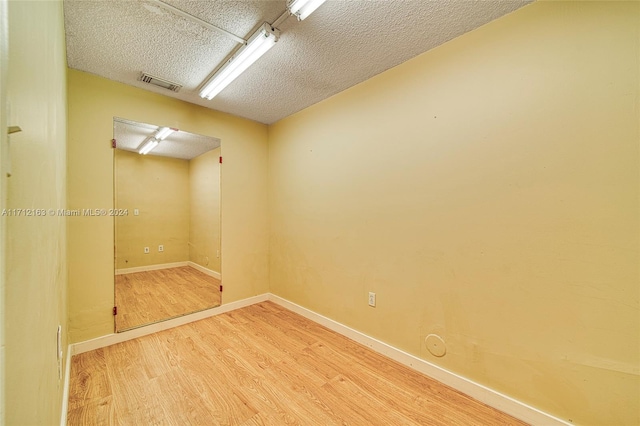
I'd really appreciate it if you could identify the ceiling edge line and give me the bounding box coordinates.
[149,0,246,44]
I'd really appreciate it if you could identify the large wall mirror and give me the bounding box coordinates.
[113,117,221,332]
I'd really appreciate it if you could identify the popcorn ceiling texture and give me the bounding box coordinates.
[113,118,220,160]
[64,0,531,124]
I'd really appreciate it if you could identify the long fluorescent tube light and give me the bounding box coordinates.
[288,0,326,20]
[138,138,159,155]
[155,127,175,140]
[199,23,279,100]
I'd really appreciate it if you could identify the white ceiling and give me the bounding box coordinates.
[114,117,220,160]
[64,0,532,125]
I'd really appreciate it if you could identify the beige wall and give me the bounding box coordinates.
[0,0,8,422]
[267,2,639,425]
[67,69,269,342]
[115,150,190,269]
[189,147,221,273]
[4,1,68,424]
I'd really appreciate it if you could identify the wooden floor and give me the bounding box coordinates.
[69,302,527,425]
[115,266,221,331]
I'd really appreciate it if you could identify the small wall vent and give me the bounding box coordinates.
[138,72,182,92]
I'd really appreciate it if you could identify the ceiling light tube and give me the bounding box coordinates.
[199,23,280,100]
[288,0,326,20]
[138,138,159,155]
[155,127,176,140]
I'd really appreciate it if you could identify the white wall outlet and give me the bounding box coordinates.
[134,208,139,216]
[158,245,164,252]
[368,292,376,307]
[144,247,149,254]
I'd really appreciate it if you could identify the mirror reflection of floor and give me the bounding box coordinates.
[115,266,221,332]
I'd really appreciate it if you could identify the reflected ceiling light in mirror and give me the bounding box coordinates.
[288,0,327,20]
[199,23,279,100]
[137,127,176,155]
[155,127,176,140]
[138,137,159,155]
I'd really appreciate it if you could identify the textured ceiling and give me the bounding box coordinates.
[114,117,220,160]
[64,0,532,124]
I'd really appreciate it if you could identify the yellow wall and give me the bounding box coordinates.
[67,69,269,342]
[0,0,8,421]
[189,147,221,273]
[267,2,639,425]
[4,1,68,424]
[115,150,190,269]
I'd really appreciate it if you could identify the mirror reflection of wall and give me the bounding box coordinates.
[113,118,221,332]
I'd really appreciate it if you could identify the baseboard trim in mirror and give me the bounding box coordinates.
[187,261,221,280]
[115,261,189,275]
[115,261,221,279]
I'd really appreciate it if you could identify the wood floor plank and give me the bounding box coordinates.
[68,301,528,426]
[324,374,422,425]
[67,396,114,426]
[180,366,256,425]
[262,357,349,425]
[238,412,286,426]
[137,334,175,380]
[104,342,164,424]
[68,349,111,412]
[146,369,223,425]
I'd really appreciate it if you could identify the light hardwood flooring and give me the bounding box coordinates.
[69,301,528,426]
[115,266,221,331]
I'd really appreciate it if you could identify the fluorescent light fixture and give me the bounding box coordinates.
[288,0,326,20]
[199,23,279,100]
[138,138,159,155]
[155,127,175,140]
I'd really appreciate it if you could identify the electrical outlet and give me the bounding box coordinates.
[158,245,164,252]
[368,292,376,307]
[134,208,139,216]
[216,249,220,258]
[144,247,150,254]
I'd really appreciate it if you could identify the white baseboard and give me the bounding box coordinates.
[71,293,268,355]
[187,261,221,280]
[267,294,570,426]
[67,292,568,425]
[115,262,221,279]
[60,344,71,426]
[115,261,188,275]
